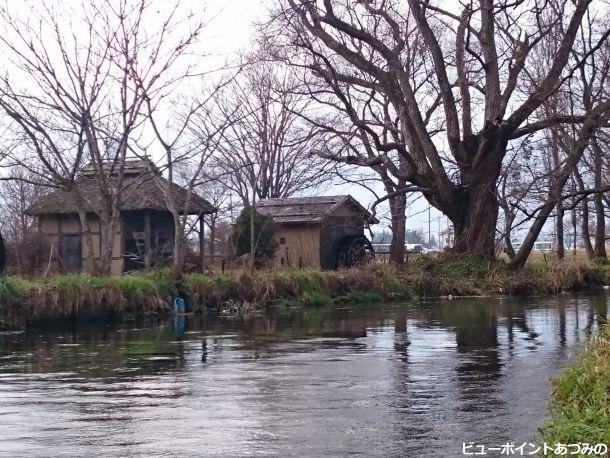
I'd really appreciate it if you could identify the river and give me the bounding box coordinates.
[0,293,608,457]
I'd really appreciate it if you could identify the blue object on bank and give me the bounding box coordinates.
[173,297,186,313]
[173,314,186,333]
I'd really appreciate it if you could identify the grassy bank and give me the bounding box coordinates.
[0,254,608,327]
[0,265,413,327]
[540,325,610,451]
[401,253,609,296]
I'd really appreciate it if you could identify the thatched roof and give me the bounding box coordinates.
[256,195,378,224]
[79,158,160,178]
[27,174,215,216]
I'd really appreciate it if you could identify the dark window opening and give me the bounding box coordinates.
[280,237,286,244]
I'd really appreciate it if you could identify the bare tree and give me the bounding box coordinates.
[144,83,233,275]
[590,137,608,258]
[0,167,49,274]
[214,55,333,206]
[267,0,610,261]
[0,0,206,275]
[509,9,610,268]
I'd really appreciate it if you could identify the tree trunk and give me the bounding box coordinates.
[442,137,506,260]
[574,170,594,259]
[549,132,565,260]
[555,203,565,260]
[593,192,607,259]
[0,231,5,274]
[98,223,114,275]
[511,201,555,269]
[501,207,516,260]
[450,179,499,260]
[388,193,406,264]
[592,139,607,259]
[78,210,97,274]
[97,207,121,276]
[571,205,578,255]
[209,217,216,256]
[580,197,594,259]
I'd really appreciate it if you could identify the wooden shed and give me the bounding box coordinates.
[256,195,378,270]
[27,160,215,275]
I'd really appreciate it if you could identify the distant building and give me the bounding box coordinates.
[256,195,378,269]
[27,159,215,274]
[511,240,554,252]
[439,225,454,248]
[405,243,424,253]
[371,243,391,254]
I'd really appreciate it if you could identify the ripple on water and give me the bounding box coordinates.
[0,294,607,456]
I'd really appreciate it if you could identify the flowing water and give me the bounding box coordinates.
[0,293,608,457]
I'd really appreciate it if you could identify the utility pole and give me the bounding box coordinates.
[437,216,441,248]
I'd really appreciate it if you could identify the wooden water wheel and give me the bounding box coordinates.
[335,235,375,268]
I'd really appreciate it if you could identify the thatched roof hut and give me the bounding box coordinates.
[27,159,215,274]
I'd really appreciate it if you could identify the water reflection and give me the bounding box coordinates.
[0,293,608,456]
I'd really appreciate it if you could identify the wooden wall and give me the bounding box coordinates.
[272,225,320,268]
[39,214,123,275]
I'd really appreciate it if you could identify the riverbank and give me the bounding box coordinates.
[0,266,412,327]
[540,324,610,451]
[0,254,608,327]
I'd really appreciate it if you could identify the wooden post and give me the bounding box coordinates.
[144,211,151,269]
[200,214,205,273]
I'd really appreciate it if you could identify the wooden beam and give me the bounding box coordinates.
[200,214,205,273]
[144,211,152,269]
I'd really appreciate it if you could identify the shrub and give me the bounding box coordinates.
[230,207,278,267]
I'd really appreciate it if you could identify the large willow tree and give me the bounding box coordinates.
[269,0,610,261]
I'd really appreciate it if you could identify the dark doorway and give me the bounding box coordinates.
[59,234,82,273]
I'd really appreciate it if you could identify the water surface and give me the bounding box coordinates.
[0,294,608,456]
